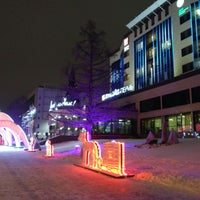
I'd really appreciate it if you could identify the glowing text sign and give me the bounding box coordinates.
[102,85,133,101]
[49,98,76,111]
[178,7,189,16]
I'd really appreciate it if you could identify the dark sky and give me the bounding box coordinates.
[0,0,154,111]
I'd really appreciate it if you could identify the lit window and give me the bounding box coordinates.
[124,37,129,46]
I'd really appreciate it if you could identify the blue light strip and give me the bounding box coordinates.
[191,1,200,69]
[134,17,173,90]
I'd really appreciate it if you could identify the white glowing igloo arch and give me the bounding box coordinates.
[0,112,29,149]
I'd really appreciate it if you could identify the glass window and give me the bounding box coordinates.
[182,62,193,73]
[180,28,191,40]
[181,45,192,56]
[124,62,129,69]
[194,111,200,133]
[140,97,161,112]
[162,89,190,108]
[134,18,173,90]
[166,113,192,135]
[124,50,129,57]
[192,86,200,103]
[191,1,200,65]
[94,119,135,135]
[180,12,190,24]
[141,117,162,137]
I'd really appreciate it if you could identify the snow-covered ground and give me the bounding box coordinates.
[0,138,199,200]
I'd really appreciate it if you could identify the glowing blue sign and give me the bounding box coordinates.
[178,7,189,16]
[102,85,133,101]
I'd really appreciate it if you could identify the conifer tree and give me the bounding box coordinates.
[62,20,135,138]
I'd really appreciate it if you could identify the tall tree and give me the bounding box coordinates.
[62,20,135,138]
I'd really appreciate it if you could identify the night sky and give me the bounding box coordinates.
[0,0,154,111]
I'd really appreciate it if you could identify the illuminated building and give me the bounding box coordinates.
[103,0,200,137]
[22,86,81,139]
[48,96,80,137]
[22,86,66,139]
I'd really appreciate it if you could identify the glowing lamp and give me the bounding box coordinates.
[177,0,184,8]
[45,140,54,157]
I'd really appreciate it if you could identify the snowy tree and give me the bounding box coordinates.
[62,20,136,138]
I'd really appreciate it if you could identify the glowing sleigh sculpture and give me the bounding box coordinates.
[77,132,133,178]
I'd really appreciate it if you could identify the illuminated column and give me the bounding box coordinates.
[0,129,11,146]
[28,136,35,151]
[45,140,54,157]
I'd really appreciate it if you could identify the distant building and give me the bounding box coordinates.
[22,86,66,139]
[101,0,200,138]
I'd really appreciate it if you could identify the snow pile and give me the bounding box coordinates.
[125,138,200,196]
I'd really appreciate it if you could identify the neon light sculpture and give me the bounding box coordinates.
[78,132,102,168]
[0,112,29,149]
[45,140,54,157]
[101,142,126,176]
[28,136,36,151]
[0,136,4,145]
[78,132,127,177]
[0,128,12,146]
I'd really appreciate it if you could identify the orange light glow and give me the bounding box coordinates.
[45,140,54,157]
[101,142,126,176]
[78,132,102,168]
[78,132,127,177]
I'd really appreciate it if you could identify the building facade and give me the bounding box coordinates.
[22,86,66,139]
[103,0,200,138]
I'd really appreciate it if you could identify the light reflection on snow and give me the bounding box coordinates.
[0,145,24,152]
